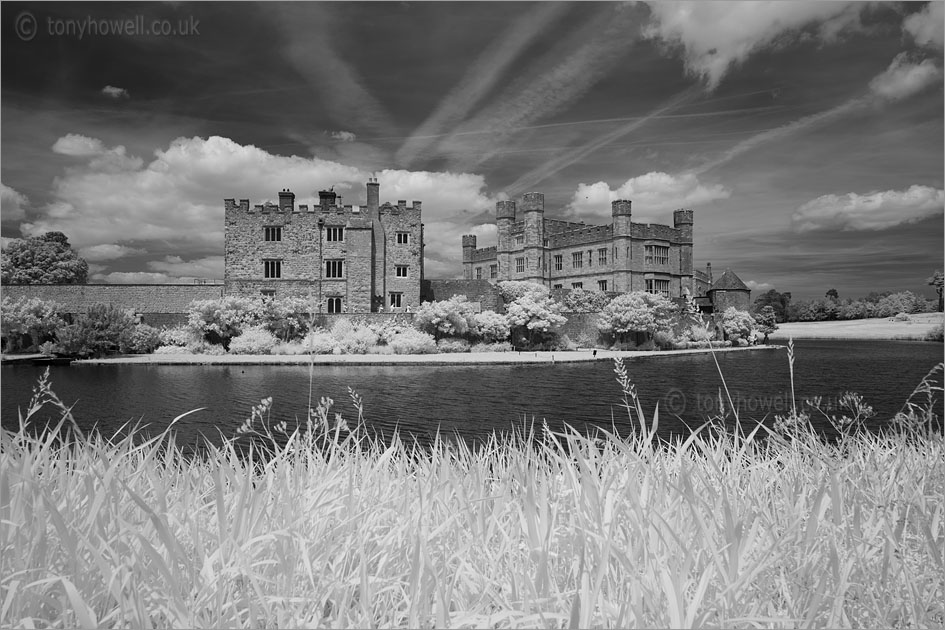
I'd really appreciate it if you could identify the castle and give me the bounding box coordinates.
[462,193,701,298]
[224,179,423,313]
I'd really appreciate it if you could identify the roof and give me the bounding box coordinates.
[708,268,750,292]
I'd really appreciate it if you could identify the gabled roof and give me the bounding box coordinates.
[709,268,750,292]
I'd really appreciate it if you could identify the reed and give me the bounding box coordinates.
[1,358,943,628]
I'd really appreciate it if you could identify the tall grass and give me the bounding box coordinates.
[2,359,943,628]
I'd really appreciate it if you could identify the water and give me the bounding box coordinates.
[2,340,941,448]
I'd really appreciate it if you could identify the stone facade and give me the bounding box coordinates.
[462,194,696,299]
[225,179,423,313]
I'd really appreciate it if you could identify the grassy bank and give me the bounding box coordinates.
[770,312,944,340]
[2,363,943,628]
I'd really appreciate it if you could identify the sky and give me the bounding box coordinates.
[1,1,942,300]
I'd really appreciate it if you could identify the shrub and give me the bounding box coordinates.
[154,345,193,355]
[255,296,312,341]
[470,341,513,353]
[0,296,66,352]
[55,303,136,358]
[473,310,510,343]
[228,326,279,354]
[598,291,674,345]
[413,295,478,340]
[505,291,567,349]
[186,340,228,355]
[330,319,379,354]
[925,322,944,342]
[158,325,198,347]
[437,338,470,353]
[894,312,911,322]
[119,324,162,354]
[497,280,548,302]
[186,296,259,348]
[388,328,438,354]
[719,307,756,342]
[563,288,613,312]
[302,329,337,354]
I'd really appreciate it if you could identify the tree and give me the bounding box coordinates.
[720,307,756,342]
[413,295,478,340]
[562,288,613,312]
[825,288,839,301]
[752,305,778,344]
[1,232,89,284]
[598,291,674,346]
[504,291,567,348]
[928,270,944,312]
[751,289,791,322]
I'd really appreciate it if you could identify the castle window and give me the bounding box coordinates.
[389,292,403,308]
[598,248,607,265]
[553,284,563,289]
[588,250,593,266]
[646,278,670,297]
[490,264,497,279]
[327,297,342,313]
[572,282,583,289]
[476,267,482,280]
[396,232,410,245]
[598,280,608,291]
[572,252,583,269]
[260,289,276,297]
[396,265,409,278]
[645,245,669,265]
[516,257,525,273]
[326,227,344,242]
[554,255,562,271]
[264,226,282,242]
[515,235,524,245]
[325,260,344,278]
[263,259,282,278]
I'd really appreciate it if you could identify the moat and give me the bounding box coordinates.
[2,340,941,448]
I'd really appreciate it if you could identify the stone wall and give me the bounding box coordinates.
[421,279,502,312]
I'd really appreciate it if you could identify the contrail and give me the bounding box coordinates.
[504,86,701,194]
[394,2,571,168]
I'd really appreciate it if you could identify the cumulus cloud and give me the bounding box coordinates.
[101,85,130,99]
[792,185,944,232]
[330,130,356,142]
[903,2,944,50]
[567,172,730,220]
[1,183,29,221]
[643,1,865,90]
[23,134,499,281]
[78,244,146,261]
[868,53,942,102]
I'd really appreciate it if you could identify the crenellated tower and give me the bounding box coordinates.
[673,209,694,280]
[462,234,477,279]
[611,199,632,292]
[521,192,545,283]
[496,199,515,281]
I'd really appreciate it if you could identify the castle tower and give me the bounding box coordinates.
[522,192,545,283]
[462,234,477,280]
[278,189,295,212]
[673,209,694,280]
[611,199,633,292]
[496,199,516,281]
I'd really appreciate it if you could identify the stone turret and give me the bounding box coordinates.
[462,234,477,279]
[278,189,295,212]
[674,209,693,276]
[522,192,544,282]
[496,199,516,280]
[612,199,633,291]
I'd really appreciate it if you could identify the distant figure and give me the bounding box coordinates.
[378,306,384,313]
[405,304,411,313]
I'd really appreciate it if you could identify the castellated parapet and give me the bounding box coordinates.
[225,179,424,313]
[462,191,697,298]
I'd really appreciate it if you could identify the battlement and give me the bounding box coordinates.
[522,192,544,213]
[469,246,497,262]
[612,199,632,216]
[631,222,682,241]
[544,219,588,235]
[496,200,516,221]
[462,234,477,248]
[673,208,693,226]
[548,224,613,248]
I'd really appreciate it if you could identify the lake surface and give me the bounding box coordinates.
[2,340,941,448]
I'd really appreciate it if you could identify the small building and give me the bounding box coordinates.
[462,193,695,298]
[706,268,751,313]
[224,179,424,313]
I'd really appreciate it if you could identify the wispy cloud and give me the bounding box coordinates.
[792,185,944,232]
[435,4,644,172]
[394,2,571,168]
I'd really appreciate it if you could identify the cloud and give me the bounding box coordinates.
[643,1,865,90]
[868,53,942,102]
[101,85,130,99]
[330,130,356,142]
[792,185,945,232]
[567,171,730,220]
[78,244,146,261]
[1,183,29,221]
[22,134,499,281]
[746,280,774,293]
[903,2,944,50]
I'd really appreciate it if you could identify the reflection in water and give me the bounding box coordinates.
[2,340,941,449]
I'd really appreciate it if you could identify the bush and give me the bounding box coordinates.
[1,296,66,352]
[186,296,259,348]
[388,328,438,354]
[302,329,337,354]
[55,303,136,358]
[469,341,513,353]
[119,324,162,354]
[719,307,756,342]
[894,312,911,322]
[413,295,478,340]
[255,296,312,341]
[186,340,228,355]
[437,338,470,353]
[497,280,549,302]
[473,310,510,343]
[154,345,193,355]
[505,291,567,349]
[330,319,379,354]
[228,326,279,354]
[563,288,613,312]
[925,322,944,342]
[158,325,198,347]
